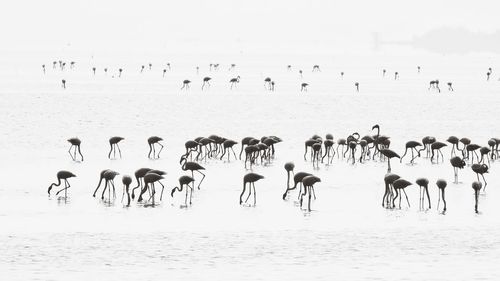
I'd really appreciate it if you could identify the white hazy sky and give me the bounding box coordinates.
[2,0,499,53]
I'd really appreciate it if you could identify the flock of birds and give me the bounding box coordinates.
[42,59,497,93]
[47,125,499,214]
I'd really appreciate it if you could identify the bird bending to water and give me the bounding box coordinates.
[47,170,76,198]
[300,175,321,212]
[67,138,84,161]
[147,136,164,159]
[436,179,447,213]
[108,136,124,159]
[240,173,264,206]
[171,175,195,206]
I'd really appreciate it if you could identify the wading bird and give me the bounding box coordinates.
[47,170,76,198]
[240,173,264,206]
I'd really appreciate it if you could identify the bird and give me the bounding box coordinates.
[283,171,311,200]
[380,149,400,173]
[355,82,359,92]
[472,181,482,214]
[392,178,412,209]
[415,178,431,210]
[122,175,132,207]
[61,79,66,89]
[436,179,447,213]
[67,138,84,161]
[108,136,124,159]
[170,175,195,206]
[147,136,164,159]
[99,170,120,201]
[202,77,211,90]
[400,141,422,164]
[479,147,491,166]
[239,137,258,160]
[465,144,481,164]
[229,76,240,89]
[264,77,272,90]
[131,168,152,200]
[181,79,191,90]
[180,156,206,190]
[47,170,76,198]
[430,142,447,163]
[301,83,309,92]
[312,65,321,72]
[220,139,238,161]
[240,173,264,206]
[446,136,460,157]
[471,164,488,190]
[300,175,321,212]
[283,162,295,198]
[450,156,466,183]
[383,173,400,208]
[139,172,165,204]
[419,136,436,158]
[93,169,110,198]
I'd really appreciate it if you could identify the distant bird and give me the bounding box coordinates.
[479,147,491,166]
[299,70,303,78]
[415,178,431,210]
[264,77,272,89]
[239,137,259,160]
[400,141,422,164]
[301,83,309,92]
[180,156,206,190]
[355,82,359,92]
[138,172,165,204]
[429,80,440,93]
[170,175,195,206]
[392,178,412,209]
[340,72,344,79]
[283,162,295,198]
[47,170,76,198]
[383,173,400,208]
[382,69,386,77]
[96,170,120,200]
[417,66,421,73]
[430,142,447,163]
[220,139,238,161]
[447,82,454,91]
[61,79,66,89]
[472,181,482,213]
[108,136,124,159]
[140,65,145,73]
[202,77,211,90]
[118,68,123,77]
[67,138,83,161]
[436,179,447,213]
[181,79,191,90]
[229,76,240,89]
[147,136,164,159]
[240,173,264,206]
[380,149,400,173]
[163,69,167,77]
[312,65,321,72]
[122,175,132,207]
[465,144,481,164]
[92,67,96,75]
[228,64,236,71]
[471,164,488,190]
[300,175,321,212]
[394,72,399,80]
[450,156,466,183]
[446,136,460,157]
[283,171,311,200]
[131,168,152,200]
[419,136,436,158]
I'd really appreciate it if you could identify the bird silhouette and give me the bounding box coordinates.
[240,173,264,206]
[131,168,152,200]
[446,136,460,157]
[147,136,164,159]
[67,138,84,161]
[108,136,124,159]
[383,173,400,208]
[471,164,488,190]
[392,178,412,209]
[139,172,165,204]
[415,178,431,210]
[93,169,110,198]
[180,156,206,190]
[283,162,295,198]
[300,175,321,211]
[450,156,466,183]
[283,171,311,200]
[181,79,191,90]
[380,149,400,173]
[479,147,491,166]
[220,139,238,161]
[436,179,447,213]
[301,83,309,92]
[47,170,76,198]
[229,76,240,89]
[419,136,436,158]
[400,141,422,164]
[202,77,211,90]
[472,181,482,214]
[430,142,447,163]
[122,175,132,207]
[100,170,120,201]
[312,65,321,72]
[171,175,195,206]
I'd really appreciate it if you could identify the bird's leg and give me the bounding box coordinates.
[189,184,193,205]
[437,191,441,211]
[231,148,238,161]
[298,183,303,201]
[121,184,126,203]
[239,183,247,205]
[148,143,153,159]
[387,160,391,173]
[402,189,410,208]
[442,189,447,212]
[253,183,257,206]
[311,186,317,200]
[158,143,164,158]
[117,144,122,158]
[454,167,458,183]
[68,145,75,161]
[102,181,108,200]
[111,180,116,199]
[196,170,206,190]
[108,143,113,159]
[425,187,431,209]
[392,188,399,209]
[481,174,487,191]
[245,183,252,204]
[400,148,408,163]
[382,184,388,207]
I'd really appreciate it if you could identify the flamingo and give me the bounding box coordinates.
[139,172,165,204]
[67,138,84,161]
[108,136,124,159]
[202,77,211,90]
[92,169,110,197]
[118,68,123,77]
[220,139,238,161]
[122,175,132,207]
[92,67,96,75]
[355,82,359,92]
[450,156,466,183]
[436,179,447,213]
[447,82,454,91]
[171,176,195,206]
[283,162,295,197]
[430,142,447,163]
[394,72,399,80]
[479,147,491,166]
[383,173,400,208]
[300,175,321,211]
[180,156,206,190]
[163,69,167,77]
[61,79,66,89]
[429,80,440,93]
[471,164,488,190]
[239,137,258,160]
[100,170,120,200]
[419,136,436,158]
[42,64,45,74]
[446,136,460,157]
[131,168,152,200]
[47,170,76,198]
[312,65,321,72]
[380,149,400,173]
[465,144,481,164]
[229,76,240,89]
[283,172,311,200]
[264,77,272,90]
[472,181,482,213]
[240,173,264,206]
[147,136,164,159]
[415,178,431,210]
[301,83,309,92]
[181,80,191,90]
[392,178,412,209]
[400,141,422,164]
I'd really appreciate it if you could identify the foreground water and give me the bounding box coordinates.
[0,53,499,280]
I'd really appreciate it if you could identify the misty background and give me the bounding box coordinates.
[1,0,499,56]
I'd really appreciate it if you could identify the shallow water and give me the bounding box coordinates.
[1,53,500,280]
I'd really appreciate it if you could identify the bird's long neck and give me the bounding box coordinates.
[48,178,62,194]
